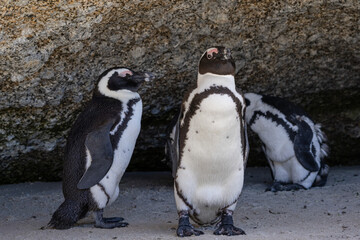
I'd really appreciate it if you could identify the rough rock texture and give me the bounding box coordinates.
[0,0,359,183]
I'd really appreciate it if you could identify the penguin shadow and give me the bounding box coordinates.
[40,216,97,230]
[243,167,274,190]
[74,217,98,228]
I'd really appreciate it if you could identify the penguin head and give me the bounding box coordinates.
[198,46,236,76]
[95,67,154,99]
[244,93,262,107]
[244,93,262,124]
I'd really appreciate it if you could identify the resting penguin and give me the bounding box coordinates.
[47,67,154,229]
[167,47,249,237]
[244,93,330,192]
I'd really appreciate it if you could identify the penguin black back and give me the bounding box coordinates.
[261,95,309,119]
[62,97,122,199]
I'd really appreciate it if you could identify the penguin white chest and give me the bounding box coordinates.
[90,100,142,209]
[185,94,243,164]
[178,93,244,223]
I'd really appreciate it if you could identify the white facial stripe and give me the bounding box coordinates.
[206,48,219,59]
[119,70,133,77]
[207,48,218,55]
[200,47,216,58]
[100,68,131,83]
[98,68,140,101]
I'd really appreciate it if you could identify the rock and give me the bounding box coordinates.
[0,0,359,183]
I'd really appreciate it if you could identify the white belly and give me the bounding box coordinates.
[91,101,142,209]
[251,117,295,162]
[177,94,244,223]
[252,116,319,187]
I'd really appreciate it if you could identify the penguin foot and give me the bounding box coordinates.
[214,224,246,236]
[214,211,245,236]
[177,225,204,237]
[176,211,204,237]
[95,220,128,229]
[103,217,124,223]
[266,181,306,192]
[94,210,128,229]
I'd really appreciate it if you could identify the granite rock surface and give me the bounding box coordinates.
[0,0,359,183]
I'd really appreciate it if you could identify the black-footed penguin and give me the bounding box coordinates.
[167,47,249,237]
[47,67,154,229]
[244,93,330,192]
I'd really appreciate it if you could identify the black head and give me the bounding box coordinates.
[95,67,155,98]
[198,46,236,76]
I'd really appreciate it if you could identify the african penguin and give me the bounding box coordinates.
[244,93,330,192]
[46,67,154,229]
[167,47,249,237]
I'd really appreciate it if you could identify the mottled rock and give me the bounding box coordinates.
[0,0,359,183]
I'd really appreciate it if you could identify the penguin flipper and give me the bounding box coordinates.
[236,88,249,168]
[77,119,115,189]
[165,108,181,178]
[243,121,250,168]
[293,116,319,172]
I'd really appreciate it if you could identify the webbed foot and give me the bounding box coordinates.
[94,210,128,229]
[103,217,124,223]
[176,211,204,237]
[266,181,306,192]
[214,224,246,236]
[177,225,204,237]
[214,210,245,236]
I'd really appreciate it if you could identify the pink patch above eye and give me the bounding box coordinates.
[207,48,219,55]
[119,70,133,77]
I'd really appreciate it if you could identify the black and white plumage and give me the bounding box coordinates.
[47,67,154,229]
[167,47,249,237]
[244,93,329,192]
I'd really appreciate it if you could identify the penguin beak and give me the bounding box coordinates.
[143,72,155,82]
[222,48,231,60]
[131,71,155,83]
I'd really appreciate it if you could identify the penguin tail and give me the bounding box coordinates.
[46,200,88,230]
[314,123,330,159]
[312,123,330,188]
[313,162,330,187]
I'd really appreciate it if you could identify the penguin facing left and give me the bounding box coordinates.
[47,67,154,229]
[244,93,330,192]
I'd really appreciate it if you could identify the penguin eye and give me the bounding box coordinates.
[207,54,212,59]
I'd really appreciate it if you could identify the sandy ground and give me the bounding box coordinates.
[0,166,359,240]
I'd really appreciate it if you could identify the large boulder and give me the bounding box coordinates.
[1,0,359,183]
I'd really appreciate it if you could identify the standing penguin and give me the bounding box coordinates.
[244,93,329,192]
[167,47,249,237]
[47,67,154,229]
